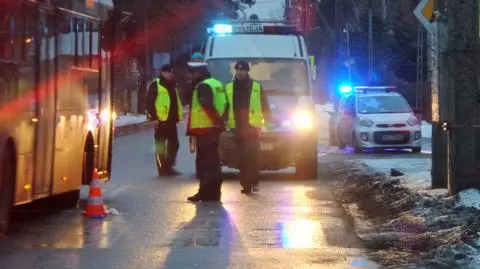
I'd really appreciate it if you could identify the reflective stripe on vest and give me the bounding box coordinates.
[190,78,226,129]
[154,79,183,121]
[226,80,263,129]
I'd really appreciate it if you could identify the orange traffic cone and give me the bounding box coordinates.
[83,169,108,219]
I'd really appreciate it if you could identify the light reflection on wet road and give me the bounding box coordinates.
[0,127,379,268]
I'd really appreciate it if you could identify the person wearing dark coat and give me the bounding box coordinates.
[225,60,271,194]
[146,64,183,176]
[185,62,226,202]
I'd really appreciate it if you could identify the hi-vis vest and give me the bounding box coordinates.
[226,80,263,129]
[190,78,226,129]
[152,78,183,121]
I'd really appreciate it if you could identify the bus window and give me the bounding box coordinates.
[0,4,24,109]
[0,5,23,61]
[91,21,99,70]
[76,18,88,67]
[57,12,75,109]
[19,4,36,112]
[73,17,79,66]
[86,21,92,68]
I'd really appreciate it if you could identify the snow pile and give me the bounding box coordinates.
[114,114,148,127]
[361,158,432,191]
[457,189,480,209]
[321,161,480,268]
[422,121,432,138]
[315,103,333,143]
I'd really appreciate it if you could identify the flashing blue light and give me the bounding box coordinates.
[339,85,353,94]
[213,24,233,34]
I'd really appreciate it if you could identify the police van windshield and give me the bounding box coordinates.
[358,95,412,114]
[207,59,310,95]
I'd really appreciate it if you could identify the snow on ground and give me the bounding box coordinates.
[322,160,480,268]
[457,189,480,209]
[114,114,148,127]
[315,103,333,143]
[361,158,432,191]
[422,121,432,138]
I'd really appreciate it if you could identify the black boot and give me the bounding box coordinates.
[241,185,252,195]
[202,191,221,202]
[187,193,203,202]
[167,167,181,176]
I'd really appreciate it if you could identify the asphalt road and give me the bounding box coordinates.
[0,125,380,269]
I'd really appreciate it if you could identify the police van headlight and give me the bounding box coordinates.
[292,110,314,130]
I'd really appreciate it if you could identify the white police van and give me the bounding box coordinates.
[204,20,318,179]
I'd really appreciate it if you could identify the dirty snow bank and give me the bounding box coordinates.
[458,189,480,209]
[321,161,480,269]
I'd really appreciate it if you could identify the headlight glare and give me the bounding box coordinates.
[292,110,314,130]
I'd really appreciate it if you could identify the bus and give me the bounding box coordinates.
[0,0,116,233]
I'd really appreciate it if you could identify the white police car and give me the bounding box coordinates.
[329,86,422,153]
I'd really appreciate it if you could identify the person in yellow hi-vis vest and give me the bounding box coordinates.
[225,60,271,194]
[185,62,226,202]
[146,64,183,177]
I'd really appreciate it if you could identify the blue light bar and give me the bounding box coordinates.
[212,24,233,34]
[339,85,353,94]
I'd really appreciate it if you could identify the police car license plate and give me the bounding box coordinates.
[260,142,274,151]
[382,134,403,141]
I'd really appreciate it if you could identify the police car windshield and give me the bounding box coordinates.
[358,95,412,114]
[207,59,309,95]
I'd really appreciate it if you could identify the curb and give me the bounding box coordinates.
[114,121,155,137]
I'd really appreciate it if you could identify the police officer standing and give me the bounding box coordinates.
[186,62,226,202]
[225,60,271,194]
[147,64,183,176]
[188,52,204,180]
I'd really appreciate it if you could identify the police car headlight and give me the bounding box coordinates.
[358,117,374,127]
[407,116,420,126]
[292,110,314,130]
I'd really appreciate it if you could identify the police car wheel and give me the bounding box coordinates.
[352,134,362,154]
[412,147,421,153]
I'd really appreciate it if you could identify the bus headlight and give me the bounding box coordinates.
[292,110,314,130]
[100,109,109,122]
[87,111,98,130]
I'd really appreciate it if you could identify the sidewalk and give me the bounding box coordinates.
[114,113,153,137]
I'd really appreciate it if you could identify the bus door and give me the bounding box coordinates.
[97,48,112,175]
[33,9,56,196]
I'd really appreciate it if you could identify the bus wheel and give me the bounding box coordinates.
[0,145,15,234]
[57,190,80,209]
